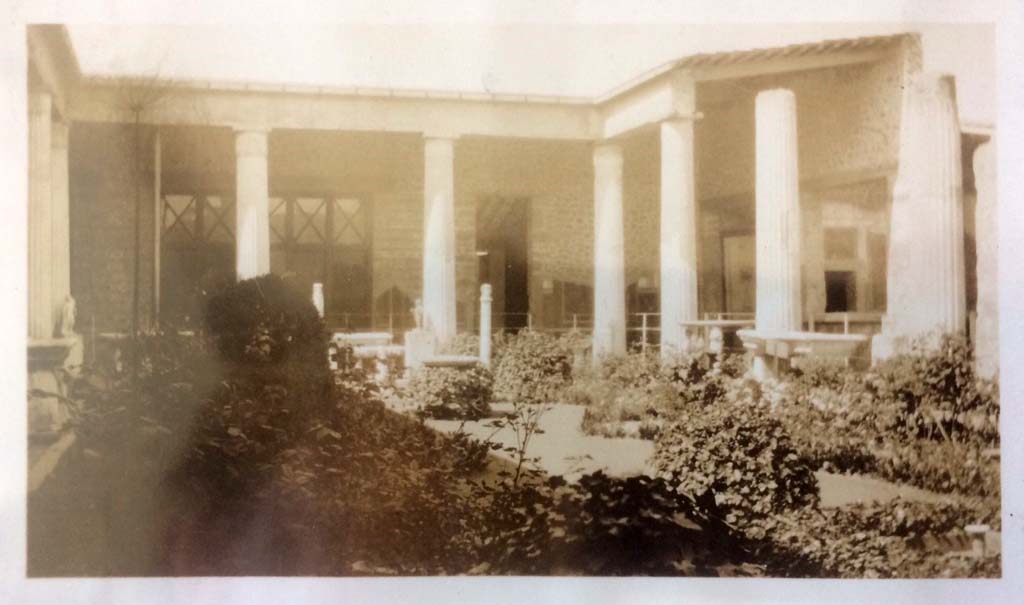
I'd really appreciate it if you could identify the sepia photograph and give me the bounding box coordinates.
[6,2,1023,602]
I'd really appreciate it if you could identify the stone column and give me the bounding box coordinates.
[755,89,802,332]
[753,89,802,379]
[235,129,271,280]
[973,141,997,379]
[423,136,457,346]
[50,121,71,329]
[659,118,699,356]
[876,73,965,358]
[592,143,627,360]
[28,92,54,340]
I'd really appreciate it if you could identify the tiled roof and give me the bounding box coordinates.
[76,30,911,107]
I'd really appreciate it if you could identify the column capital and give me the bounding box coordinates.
[662,111,704,124]
[51,120,69,150]
[592,142,623,167]
[423,130,460,142]
[29,91,52,117]
[235,129,268,158]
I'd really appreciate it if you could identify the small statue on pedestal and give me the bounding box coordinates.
[58,295,77,338]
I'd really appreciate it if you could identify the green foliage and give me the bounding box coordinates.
[460,473,756,576]
[574,351,747,440]
[405,364,494,420]
[749,498,1000,578]
[204,273,328,368]
[866,335,999,445]
[653,398,820,526]
[492,331,579,404]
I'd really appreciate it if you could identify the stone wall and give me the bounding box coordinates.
[69,122,157,334]
[696,55,903,201]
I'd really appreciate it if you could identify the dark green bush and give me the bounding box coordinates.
[459,472,756,576]
[204,273,327,368]
[653,398,820,526]
[749,497,1000,578]
[866,334,999,445]
[493,331,577,404]
[406,364,494,419]
[574,351,748,440]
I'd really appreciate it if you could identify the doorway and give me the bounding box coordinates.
[723,234,756,313]
[477,196,530,330]
[825,270,856,312]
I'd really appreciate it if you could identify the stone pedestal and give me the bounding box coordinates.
[592,143,626,360]
[876,73,965,359]
[973,142,998,379]
[235,129,271,279]
[28,338,76,436]
[422,137,457,347]
[659,118,699,356]
[753,89,802,378]
[404,329,438,372]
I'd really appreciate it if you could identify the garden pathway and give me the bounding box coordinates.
[421,402,957,508]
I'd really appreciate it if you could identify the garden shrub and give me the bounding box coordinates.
[203,273,332,415]
[653,398,820,526]
[405,364,494,419]
[574,351,749,440]
[459,472,756,576]
[866,334,999,446]
[204,273,328,368]
[747,496,1001,578]
[493,331,577,404]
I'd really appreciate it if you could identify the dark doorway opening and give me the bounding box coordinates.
[477,196,529,331]
[825,270,856,312]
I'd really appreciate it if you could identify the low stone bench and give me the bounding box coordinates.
[332,331,393,347]
[421,354,481,369]
[737,329,869,379]
[679,319,755,354]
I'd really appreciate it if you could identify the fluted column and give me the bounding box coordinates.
[880,73,965,351]
[51,120,71,328]
[28,92,53,340]
[592,143,626,360]
[755,89,802,333]
[659,118,699,356]
[973,141,997,379]
[234,129,271,280]
[422,136,457,346]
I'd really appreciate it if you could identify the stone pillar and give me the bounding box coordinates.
[28,92,54,340]
[51,121,71,329]
[234,129,271,280]
[876,73,965,358]
[755,89,802,332]
[659,118,699,356]
[422,136,457,346]
[753,89,802,379]
[479,283,492,366]
[592,143,627,360]
[973,142,997,379]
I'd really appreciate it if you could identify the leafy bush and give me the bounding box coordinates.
[459,472,757,576]
[574,351,748,440]
[405,364,494,419]
[749,498,1000,578]
[653,398,820,526]
[204,273,327,368]
[866,334,999,445]
[493,331,577,404]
